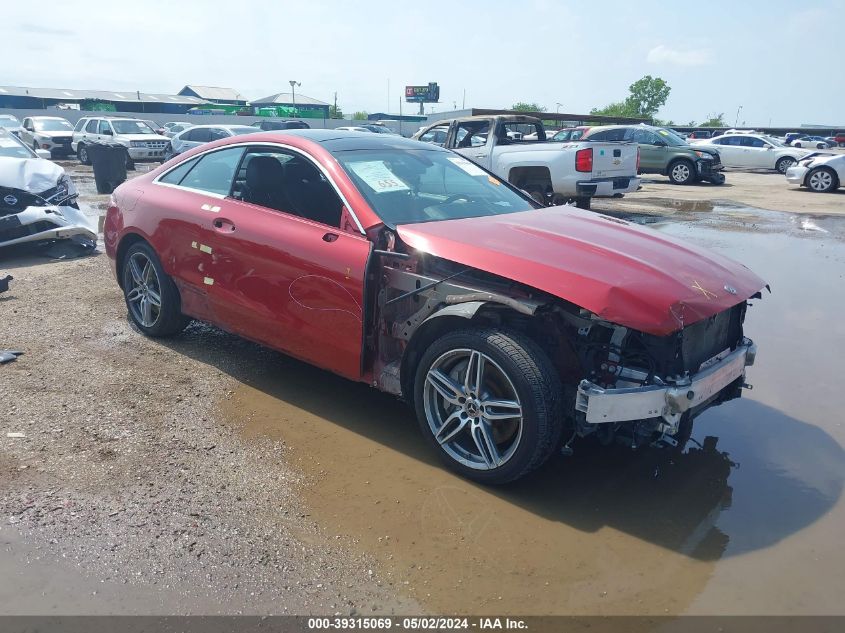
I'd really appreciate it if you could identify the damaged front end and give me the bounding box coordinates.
[0,163,96,250]
[369,226,759,451]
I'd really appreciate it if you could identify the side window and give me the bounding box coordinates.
[209,128,228,141]
[85,119,99,133]
[179,147,245,195]
[589,129,626,142]
[23,118,31,130]
[159,156,200,185]
[98,120,112,135]
[420,125,448,144]
[236,147,344,228]
[741,136,765,148]
[188,128,212,142]
[627,128,651,143]
[455,121,489,148]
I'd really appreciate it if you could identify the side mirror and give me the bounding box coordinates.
[654,140,668,147]
[103,129,113,136]
[35,149,51,159]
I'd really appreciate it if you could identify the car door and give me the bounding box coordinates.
[626,128,662,172]
[202,145,371,380]
[740,136,771,168]
[712,136,743,167]
[97,119,114,142]
[452,120,493,169]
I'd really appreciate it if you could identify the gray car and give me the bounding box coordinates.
[165,124,260,160]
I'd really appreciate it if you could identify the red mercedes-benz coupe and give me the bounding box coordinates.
[105,130,764,483]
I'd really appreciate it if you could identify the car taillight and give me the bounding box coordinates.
[575,147,593,172]
[636,147,641,173]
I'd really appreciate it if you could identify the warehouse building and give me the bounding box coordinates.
[251,92,330,118]
[0,85,207,114]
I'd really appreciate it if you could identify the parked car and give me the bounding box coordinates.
[104,130,764,484]
[0,115,23,137]
[584,125,724,185]
[165,124,260,159]
[791,135,833,149]
[18,116,75,157]
[163,121,192,132]
[163,122,193,138]
[522,129,559,140]
[0,128,96,250]
[72,117,171,165]
[335,126,373,133]
[786,152,844,193]
[252,120,310,131]
[687,130,712,140]
[834,132,845,147]
[414,115,639,208]
[361,123,399,135]
[692,133,808,173]
[550,126,590,142]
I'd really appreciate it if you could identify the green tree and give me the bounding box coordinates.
[698,113,727,127]
[351,111,368,120]
[626,75,671,118]
[590,75,672,120]
[511,102,546,113]
[329,104,344,119]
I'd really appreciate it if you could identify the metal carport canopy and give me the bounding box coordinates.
[469,108,650,125]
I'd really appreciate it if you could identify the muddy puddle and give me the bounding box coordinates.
[218,209,845,615]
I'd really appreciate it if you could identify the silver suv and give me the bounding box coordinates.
[72,117,170,164]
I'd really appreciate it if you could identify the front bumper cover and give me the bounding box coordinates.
[785,164,809,186]
[0,204,97,248]
[576,338,756,426]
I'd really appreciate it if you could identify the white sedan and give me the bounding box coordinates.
[692,133,809,173]
[786,153,844,193]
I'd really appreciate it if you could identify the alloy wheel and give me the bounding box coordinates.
[423,348,523,471]
[125,252,162,328]
[671,163,691,183]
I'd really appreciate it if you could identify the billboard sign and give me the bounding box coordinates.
[405,82,440,103]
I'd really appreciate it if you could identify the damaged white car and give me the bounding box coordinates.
[0,129,96,250]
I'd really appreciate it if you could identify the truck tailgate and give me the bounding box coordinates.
[587,142,638,178]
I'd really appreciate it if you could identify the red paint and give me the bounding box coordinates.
[397,207,765,336]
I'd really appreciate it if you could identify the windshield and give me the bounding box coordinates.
[0,132,35,158]
[112,120,156,135]
[34,119,73,132]
[763,135,786,147]
[654,128,688,146]
[335,148,534,227]
[0,117,21,129]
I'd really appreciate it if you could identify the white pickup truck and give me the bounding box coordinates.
[413,115,640,209]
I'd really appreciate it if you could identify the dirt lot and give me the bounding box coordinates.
[2,160,845,616]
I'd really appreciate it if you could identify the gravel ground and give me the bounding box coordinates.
[0,251,415,615]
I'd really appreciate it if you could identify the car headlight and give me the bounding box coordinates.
[694,151,713,159]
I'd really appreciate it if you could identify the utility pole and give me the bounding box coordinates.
[289,80,301,117]
[735,105,743,127]
[333,91,338,119]
[462,89,466,109]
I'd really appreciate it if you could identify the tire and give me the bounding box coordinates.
[708,172,726,185]
[575,196,591,210]
[413,328,563,484]
[668,159,696,185]
[121,241,190,337]
[776,157,795,174]
[77,144,90,165]
[806,167,838,193]
[793,142,803,148]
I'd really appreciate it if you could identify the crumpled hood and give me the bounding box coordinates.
[397,207,766,336]
[0,157,65,193]
[689,145,719,158]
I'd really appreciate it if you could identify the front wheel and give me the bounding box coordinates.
[776,157,795,174]
[806,167,838,193]
[668,160,696,185]
[122,241,190,337]
[413,328,563,484]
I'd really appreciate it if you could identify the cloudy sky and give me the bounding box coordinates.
[3,0,842,125]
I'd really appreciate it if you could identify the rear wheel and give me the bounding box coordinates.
[806,167,838,193]
[77,144,89,165]
[121,241,190,337]
[776,157,795,174]
[413,328,563,484]
[668,159,696,185]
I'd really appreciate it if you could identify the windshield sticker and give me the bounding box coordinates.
[658,130,669,136]
[487,175,501,186]
[348,161,409,193]
[447,156,487,177]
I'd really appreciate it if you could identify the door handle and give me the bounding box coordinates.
[213,218,236,233]
[322,232,339,243]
